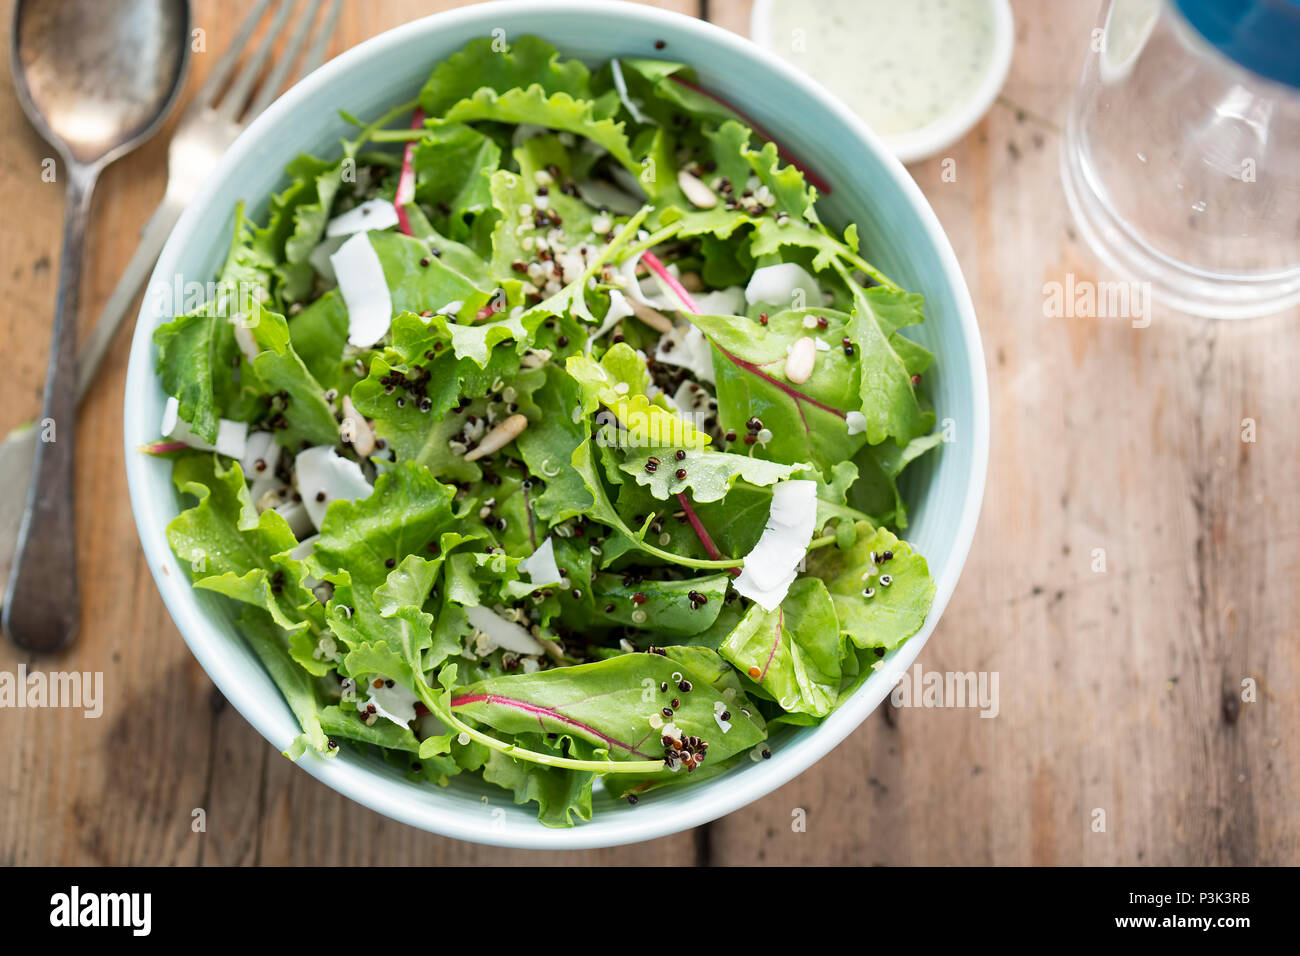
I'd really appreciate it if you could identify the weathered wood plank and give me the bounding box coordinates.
[704,0,1300,866]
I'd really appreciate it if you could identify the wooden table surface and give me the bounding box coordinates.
[1,0,1296,866]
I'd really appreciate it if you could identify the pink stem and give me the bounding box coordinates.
[646,252,739,572]
[141,440,190,455]
[715,345,847,419]
[641,251,701,314]
[646,248,845,418]
[676,491,739,577]
[450,693,654,758]
[666,76,832,196]
[760,606,784,681]
[475,299,504,321]
[394,107,425,236]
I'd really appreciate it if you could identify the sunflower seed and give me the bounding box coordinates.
[785,336,817,384]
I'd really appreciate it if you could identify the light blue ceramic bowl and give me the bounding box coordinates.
[124,0,989,848]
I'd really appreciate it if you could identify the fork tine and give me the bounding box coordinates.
[244,0,323,119]
[188,0,275,113]
[215,0,295,122]
[297,0,342,80]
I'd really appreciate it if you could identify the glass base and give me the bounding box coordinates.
[1060,118,1300,320]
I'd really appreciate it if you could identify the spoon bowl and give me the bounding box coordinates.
[12,0,190,166]
[4,0,189,652]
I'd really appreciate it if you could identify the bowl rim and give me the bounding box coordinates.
[749,0,1015,164]
[123,0,990,849]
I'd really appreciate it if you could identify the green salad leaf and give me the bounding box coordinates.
[449,652,765,767]
[805,521,935,652]
[720,577,843,718]
[418,35,593,118]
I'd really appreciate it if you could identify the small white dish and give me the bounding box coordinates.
[751,0,1015,164]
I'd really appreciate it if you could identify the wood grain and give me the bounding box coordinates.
[1,0,1296,866]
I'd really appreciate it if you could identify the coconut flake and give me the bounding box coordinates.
[654,322,716,384]
[846,410,868,435]
[240,431,281,502]
[465,605,546,656]
[289,533,322,589]
[670,380,712,430]
[733,479,818,610]
[295,445,373,529]
[610,58,651,125]
[692,286,746,316]
[274,499,315,539]
[330,232,393,347]
[326,198,399,237]
[518,536,562,587]
[289,533,318,562]
[713,700,733,733]
[308,235,347,283]
[744,263,821,308]
[160,396,247,459]
[231,320,260,364]
[612,253,675,311]
[586,289,637,351]
[365,676,420,727]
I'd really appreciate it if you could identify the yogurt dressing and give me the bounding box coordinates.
[765,0,998,138]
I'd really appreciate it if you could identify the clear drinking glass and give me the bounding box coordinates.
[1061,0,1300,318]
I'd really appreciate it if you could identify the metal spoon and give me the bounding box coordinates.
[5,0,189,651]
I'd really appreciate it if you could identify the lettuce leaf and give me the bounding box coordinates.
[846,286,933,446]
[619,446,801,502]
[849,433,943,529]
[719,577,843,718]
[688,308,863,476]
[245,304,340,449]
[512,364,591,524]
[418,35,592,118]
[804,521,935,652]
[591,570,730,636]
[309,461,457,682]
[567,344,710,450]
[239,606,331,757]
[412,123,501,240]
[482,745,595,828]
[439,84,636,172]
[449,652,765,770]
[166,454,312,631]
[153,204,270,443]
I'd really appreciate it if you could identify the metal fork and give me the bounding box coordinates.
[77,0,342,395]
[0,0,341,613]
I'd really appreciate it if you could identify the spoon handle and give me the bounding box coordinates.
[3,163,98,651]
